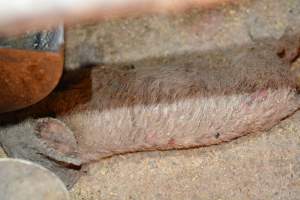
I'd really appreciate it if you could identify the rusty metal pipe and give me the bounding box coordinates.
[0,27,64,113]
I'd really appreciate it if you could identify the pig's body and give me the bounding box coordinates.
[1,55,300,187]
[53,63,299,162]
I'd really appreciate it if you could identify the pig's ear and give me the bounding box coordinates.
[34,118,82,166]
[0,118,82,188]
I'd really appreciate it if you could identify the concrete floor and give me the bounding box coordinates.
[0,148,6,159]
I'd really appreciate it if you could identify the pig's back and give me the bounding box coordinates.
[60,63,299,158]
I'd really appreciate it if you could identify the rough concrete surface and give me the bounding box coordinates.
[0,159,69,200]
[65,0,300,70]
[0,147,7,158]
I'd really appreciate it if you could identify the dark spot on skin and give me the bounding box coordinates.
[130,64,135,69]
[168,138,176,146]
[215,132,220,139]
[277,48,285,58]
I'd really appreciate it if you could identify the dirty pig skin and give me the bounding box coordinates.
[1,49,300,187]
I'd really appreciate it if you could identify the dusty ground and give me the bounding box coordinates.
[0,147,6,158]
[65,0,300,70]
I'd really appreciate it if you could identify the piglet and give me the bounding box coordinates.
[0,43,299,188]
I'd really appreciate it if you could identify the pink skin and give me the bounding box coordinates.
[30,63,300,165]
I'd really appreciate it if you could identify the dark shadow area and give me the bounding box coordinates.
[0,66,93,125]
